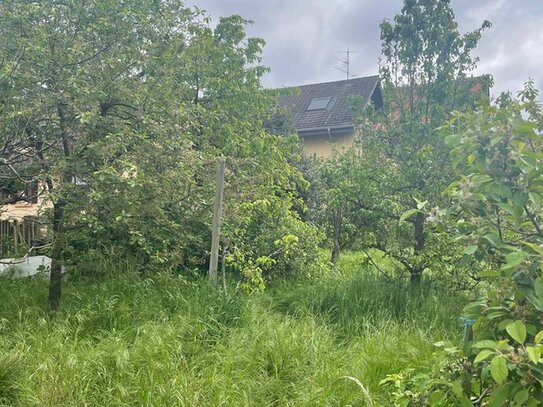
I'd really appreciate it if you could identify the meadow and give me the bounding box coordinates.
[0,253,469,406]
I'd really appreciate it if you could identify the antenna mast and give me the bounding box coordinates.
[335,48,359,79]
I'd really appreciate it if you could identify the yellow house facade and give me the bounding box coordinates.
[277,75,383,158]
[300,128,360,158]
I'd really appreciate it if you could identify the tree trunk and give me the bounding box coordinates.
[410,268,422,285]
[209,158,225,284]
[48,200,65,311]
[410,211,425,285]
[48,102,71,310]
[331,207,342,265]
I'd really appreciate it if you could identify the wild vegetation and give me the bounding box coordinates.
[0,0,542,405]
[0,253,468,406]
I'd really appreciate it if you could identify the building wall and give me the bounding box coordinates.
[0,188,52,221]
[300,129,359,158]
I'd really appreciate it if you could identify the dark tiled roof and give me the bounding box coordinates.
[277,75,380,131]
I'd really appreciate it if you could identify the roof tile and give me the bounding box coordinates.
[277,75,380,130]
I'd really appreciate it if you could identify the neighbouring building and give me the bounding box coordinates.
[277,75,383,158]
[0,182,50,222]
[0,182,50,256]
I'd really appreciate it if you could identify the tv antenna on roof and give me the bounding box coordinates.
[335,48,359,79]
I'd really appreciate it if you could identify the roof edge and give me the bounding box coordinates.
[274,74,380,91]
[298,125,356,137]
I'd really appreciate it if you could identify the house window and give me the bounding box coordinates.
[307,97,331,111]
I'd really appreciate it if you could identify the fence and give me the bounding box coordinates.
[0,217,44,258]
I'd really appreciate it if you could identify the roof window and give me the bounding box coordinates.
[307,97,331,111]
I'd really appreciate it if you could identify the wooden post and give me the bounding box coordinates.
[21,220,25,247]
[13,220,18,250]
[209,158,226,284]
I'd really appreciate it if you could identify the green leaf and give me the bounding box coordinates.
[488,310,510,320]
[521,241,543,255]
[512,205,525,226]
[474,349,494,364]
[471,174,492,185]
[400,208,419,222]
[472,340,496,349]
[490,355,508,384]
[535,278,543,302]
[512,191,529,207]
[506,320,527,344]
[483,233,502,247]
[496,202,515,216]
[526,292,543,311]
[503,251,528,269]
[449,380,463,398]
[479,269,500,278]
[529,192,541,211]
[497,319,515,334]
[488,384,511,407]
[428,390,446,406]
[526,346,542,364]
[535,330,543,344]
[513,389,530,405]
[493,184,512,199]
[464,245,478,255]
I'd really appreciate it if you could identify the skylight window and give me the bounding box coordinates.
[307,97,331,111]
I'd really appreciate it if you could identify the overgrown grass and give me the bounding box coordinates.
[0,252,468,406]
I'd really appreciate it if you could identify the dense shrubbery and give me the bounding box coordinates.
[0,1,326,304]
[381,83,543,406]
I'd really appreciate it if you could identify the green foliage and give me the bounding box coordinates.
[0,1,323,301]
[380,0,491,121]
[444,81,543,403]
[385,82,543,405]
[219,135,326,289]
[320,0,490,283]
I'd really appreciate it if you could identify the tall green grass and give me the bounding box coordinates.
[0,253,467,406]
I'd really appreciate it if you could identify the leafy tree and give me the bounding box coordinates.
[1,0,205,309]
[0,1,322,308]
[330,0,490,283]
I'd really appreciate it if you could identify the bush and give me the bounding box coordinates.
[382,82,543,406]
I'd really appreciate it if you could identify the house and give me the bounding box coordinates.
[277,75,383,158]
[0,182,50,222]
[0,182,50,257]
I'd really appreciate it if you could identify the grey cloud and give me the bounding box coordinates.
[191,0,543,95]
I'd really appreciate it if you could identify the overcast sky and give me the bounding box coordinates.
[190,0,543,98]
